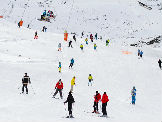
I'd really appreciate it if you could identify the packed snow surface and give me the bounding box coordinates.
[0,0,161,122]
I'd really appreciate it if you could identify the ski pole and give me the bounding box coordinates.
[18,85,22,89]
[30,84,36,94]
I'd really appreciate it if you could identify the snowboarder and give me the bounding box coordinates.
[73,35,76,42]
[158,59,162,69]
[140,50,143,58]
[68,40,73,48]
[53,79,63,99]
[131,86,136,105]
[95,33,97,40]
[34,31,38,39]
[101,92,109,117]
[85,38,88,45]
[94,43,97,50]
[69,58,74,68]
[93,91,101,113]
[58,43,61,51]
[43,10,46,16]
[80,44,83,50]
[22,73,31,94]
[70,76,75,92]
[106,39,110,46]
[88,74,93,86]
[58,62,61,73]
[64,92,75,118]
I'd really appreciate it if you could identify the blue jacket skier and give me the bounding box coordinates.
[131,86,136,105]
[69,58,74,68]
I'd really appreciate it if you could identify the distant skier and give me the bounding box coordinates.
[100,36,102,41]
[106,39,110,46]
[53,79,63,99]
[131,86,136,105]
[138,49,140,56]
[158,59,162,69]
[80,44,83,50]
[34,31,38,39]
[92,91,101,113]
[69,58,74,68]
[27,24,30,29]
[95,33,97,40]
[94,43,97,50]
[18,19,23,28]
[73,35,76,42]
[140,50,143,58]
[68,40,73,48]
[101,92,109,117]
[22,73,31,94]
[85,38,88,45]
[90,34,93,42]
[70,76,75,92]
[42,26,47,32]
[88,74,93,86]
[58,62,61,73]
[64,92,75,118]
[58,43,61,51]
[81,31,84,38]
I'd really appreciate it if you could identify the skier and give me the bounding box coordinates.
[80,44,83,50]
[101,92,109,117]
[22,73,31,94]
[70,76,75,92]
[100,36,102,41]
[18,19,23,28]
[138,49,140,56]
[69,58,74,68]
[53,79,63,99]
[42,26,47,32]
[58,43,61,51]
[92,91,101,113]
[68,40,73,48]
[64,92,75,118]
[140,50,143,58]
[95,33,97,40]
[81,31,84,38]
[88,74,93,86]
[85,38,88,45]
[73,35,76,42]
[94,43,97,50]
[27,24,30,29]
[106,39,110,46]
[34,31,38,39]
[131,86,136,105]
[90,34,93,42]
[58,62,61,73]
[158,59,162,69]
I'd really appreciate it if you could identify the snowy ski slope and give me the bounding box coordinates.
[0,0,162,122]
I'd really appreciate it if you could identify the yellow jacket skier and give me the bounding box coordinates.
[70,76,75,92]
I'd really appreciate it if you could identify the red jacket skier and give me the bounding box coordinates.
[101,92,109,117]
[93,91,101,113]
[53,79,63,99]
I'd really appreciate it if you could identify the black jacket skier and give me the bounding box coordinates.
[158,59,162,69]
[22,73,31,94]
[68,40,73,48]
[64,92,75,118]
